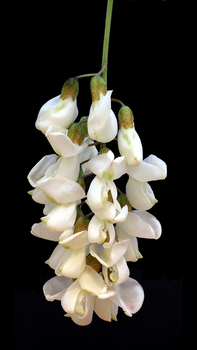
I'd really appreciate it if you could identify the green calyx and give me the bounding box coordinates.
[90,75,107,101]
[74,215,89,234]
[118,106,134,129]
[80,117,88,138]
[67,122,85,145]
[98,147,110,155]
[86,254,102,273]
[60,78,79,101]
[117,193,132,212]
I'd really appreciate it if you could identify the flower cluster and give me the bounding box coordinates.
[28,74,167,326]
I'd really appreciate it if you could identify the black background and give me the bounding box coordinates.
[15,1,183,349]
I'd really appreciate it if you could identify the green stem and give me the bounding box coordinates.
[101,0,114,87]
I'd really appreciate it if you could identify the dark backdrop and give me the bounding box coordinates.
[15,1,183,349]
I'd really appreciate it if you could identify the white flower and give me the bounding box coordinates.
[46,244,86,279]
[126,154,167,210]
[27,154,57,188]
[109,277,144,317]
[116,210,162,261]
[87,91,118,142]
[36,95,78,135]
[36,156,85,204]
[88,215,116,247]
[102,256,130,286]
[61,266,109,325]
[43,266,116,325]
[41,201,77,232]
[46,125,88,158]
[89,239,130,268]
[118,126,143,167]
[31,222,62,241]
[85,150,127,211]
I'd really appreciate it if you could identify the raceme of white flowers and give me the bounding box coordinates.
[27,75,167,326]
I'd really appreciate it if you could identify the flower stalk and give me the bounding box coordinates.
[101,0,114,86]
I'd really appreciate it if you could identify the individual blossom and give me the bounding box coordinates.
[46,243,87,279]
[35,78,79,134]
[87,75,118,142]
[46,123,88,158]
[43,266,116,325]
[43,272,144,324]
[41,201,77,232]
[36,156,85,205]
[85,149,127,212]
[118,106,143,167]
[116,208,162,262]
[126,154,167,210]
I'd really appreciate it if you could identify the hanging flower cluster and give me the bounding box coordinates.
[28,73,167,326]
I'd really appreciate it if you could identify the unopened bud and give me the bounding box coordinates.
[74,215,89,234]
[118,106,134,129]
[67,122,85,145]
[117,193,132,212]
[86,254,102,273]
[60,78,79,101]
[90,75,107,101]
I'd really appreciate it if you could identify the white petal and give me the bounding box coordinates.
[118,127,143,167]
[133,210,162,239]
[59,230,89,250]
[43,276,72,301]
[96,110,118,143]
[127,154,167,182]
[41,202,77,231]
[59,247,86,278]
[91,201,116,222]
[88,91,112,141]
[85,151,114,178]
[78,265,107,296]
[36,96,78,134]
[110,156,127,180]
[61,279,81,314]
[110,277,144,316]
[117,211,155,238]
[50,155,79,181]
[29,188,50,204]
[110,257,130,285]
[94,298,117,322]
[31,222,61,241]
[46,244,66,272]
[27,154,57,187]
[46,125,88,157]
[87,176,107,209]
[71,292,94,326]
[116,227,142,261]
[88,215,106,244]
[126,177,158,210]
[90,240,130,268]
[37,178,85,204]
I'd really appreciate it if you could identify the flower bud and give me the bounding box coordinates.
[118,106,143,167]
[117,193,132,212]
[90,75,107,101]
[67,122,85,145]
[86,254,102,273]
[60,78,79,101]
[118,106,134,129]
